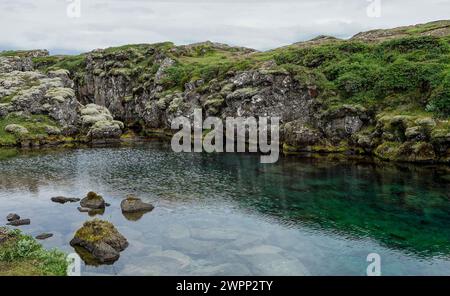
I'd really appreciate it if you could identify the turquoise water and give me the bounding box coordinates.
[0,142,450,275]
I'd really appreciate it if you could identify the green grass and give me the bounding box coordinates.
[0,228,67,276]
[0,113,60,146]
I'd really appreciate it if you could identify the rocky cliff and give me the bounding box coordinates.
[1,20,449,163]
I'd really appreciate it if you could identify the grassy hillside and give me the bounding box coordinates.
[28,21,450,119]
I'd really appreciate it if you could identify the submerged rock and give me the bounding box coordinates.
[70,219,129,264]
[80,192,106,209]
[6,213,20,222]
[35,233,53,240]
[6,219,30,226]
[51,196,81,204]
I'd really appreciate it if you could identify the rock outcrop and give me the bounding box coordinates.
[1,21,449,163]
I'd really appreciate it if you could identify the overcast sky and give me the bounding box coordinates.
[0,0,449,54]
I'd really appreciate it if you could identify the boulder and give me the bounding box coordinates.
[120,195,154,213]
[87,120,123,139]
[80,192,106,209]
[79,104,124,140]
[70,219,129,263]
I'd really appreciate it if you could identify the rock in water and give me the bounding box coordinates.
[70,219,128,263]
[51,196,81,204]
[80,192,106,209]
[6,213,20,222]
[7,219,30,226]
[35,233,53,240]
[121,195,154,213]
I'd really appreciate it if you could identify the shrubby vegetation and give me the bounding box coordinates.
[0,228,67,276]
[30,23,450,119]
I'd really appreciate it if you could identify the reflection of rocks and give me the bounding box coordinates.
[7,218,30,226]
[6,213,20,222]
[122,211,146,221]
[77,206,104,216]
[120,195,154,221]
[35,233,53,240]
[70,219,128,264]
[80,192,106,209]
[51,196,80,204]
[77,207,90,213]
[87,208,105,217]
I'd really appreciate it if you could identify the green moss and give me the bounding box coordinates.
[374,142,401,161]
[73,219,116,244]
[0,228,67,276]
[0,113,60,146]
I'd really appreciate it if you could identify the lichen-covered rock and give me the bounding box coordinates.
[80,192,106,209]
[5,124,29,136]
[70,219,128,263]
[79,104,124,140]
[87,120,123,139]
[0,56,33,73]
[0,70,78,127]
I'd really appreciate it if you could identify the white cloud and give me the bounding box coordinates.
[0,0,449,54]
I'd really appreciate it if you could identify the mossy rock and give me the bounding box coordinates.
[374,141,436,162]
[80,191,106,209]
[70,219,128,264]
[374,142,401,161]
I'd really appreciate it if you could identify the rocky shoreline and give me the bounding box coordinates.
[1,20,449,163]
[1,191,156,273]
